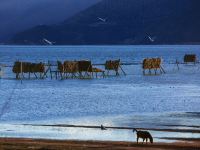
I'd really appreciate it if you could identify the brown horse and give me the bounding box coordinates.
[133,129,153,144]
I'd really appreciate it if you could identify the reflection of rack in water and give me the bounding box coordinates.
[0,81,19,119]
[0,62,20,118]
[0,66,1,83]
[0,64,6,78]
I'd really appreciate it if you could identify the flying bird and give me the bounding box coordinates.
[148,36,156,42]
[97,17,107,22]
[43,38,55,45]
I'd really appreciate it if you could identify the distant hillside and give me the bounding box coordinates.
[0,0,100,42]
[10,0,200,45]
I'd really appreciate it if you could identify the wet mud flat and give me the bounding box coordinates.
[0,138,199,150]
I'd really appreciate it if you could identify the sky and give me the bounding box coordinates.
[0,0,101,41]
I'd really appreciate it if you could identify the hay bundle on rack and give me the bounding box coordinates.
[12,61,31,73]
[143,59,152,70]
[78,60,93,72]
[184,54,196,63]
[12,61,45,79]
[152,58,161,69]
[64,61,79,73]
[31,63,45,73]
[12,61,20,74]
[143,58,162,75]
[143,58,161,70]
[105,59,120,71]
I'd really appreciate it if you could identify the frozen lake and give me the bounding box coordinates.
[0,45,200,142]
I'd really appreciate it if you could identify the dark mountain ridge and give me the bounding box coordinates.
[0,0,100,42]
[11,0,200,45]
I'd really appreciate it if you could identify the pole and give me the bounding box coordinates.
[0,65,2,79]
[20,61,23,84]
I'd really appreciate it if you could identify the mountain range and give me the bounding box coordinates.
[0,0,100,42]
[10,0,200,45]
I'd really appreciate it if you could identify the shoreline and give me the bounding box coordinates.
[21,123,200,133]
[0,138,199,150]
[1,112,200,143]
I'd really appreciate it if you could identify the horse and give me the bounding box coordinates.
[133,129,153,144]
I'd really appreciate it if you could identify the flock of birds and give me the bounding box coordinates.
[41,17,157,45]
[97,16,157,43]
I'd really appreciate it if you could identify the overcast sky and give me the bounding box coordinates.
[0,0,101,41]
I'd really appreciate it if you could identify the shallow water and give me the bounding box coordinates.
[0,45,200,141]
[0,113,199,143]
[1,45,200,65]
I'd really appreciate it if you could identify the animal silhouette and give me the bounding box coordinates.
[133,129,153,144]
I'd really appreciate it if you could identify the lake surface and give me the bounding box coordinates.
[1,45,200,65]
[0,45,200,142]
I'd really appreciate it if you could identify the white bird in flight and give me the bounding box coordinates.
[148,36,156,42]
[97,17,107,22]
[43,38,54,45]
